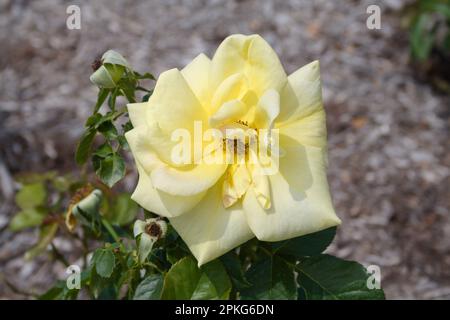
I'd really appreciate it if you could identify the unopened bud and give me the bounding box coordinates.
[66,188,102,231]
[89,50,130,88]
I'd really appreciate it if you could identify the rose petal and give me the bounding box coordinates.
[127,102,148,128]
[147,68,208,134]
[222,164,251,208]
[210,73,248,114]
[209,99,248,128]
[243,144,341,241]
[181,53,212,109]
[170,180,254,266]
[255,89,280,129]
[278,60,323,125]
[279,110,327,148]
[125,126,162,173]
[211,34,287,97]
[151,161,227,196]
[131,162,206,217]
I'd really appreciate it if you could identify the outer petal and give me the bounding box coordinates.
[277,60,327,148]
[131,162,206,218]
[126,127,206,217]
[181,53,212,109]
[277,60,323,126]
[150,162,227,196]
[170,180,254,266]
[279,110,327,149]
[255,89,280,129]
[145,120,193,167]
[147,68,208,134]
[243,142,341,241]
[211,34,287,96]
[125,126,162,173]
[127,102,148,128]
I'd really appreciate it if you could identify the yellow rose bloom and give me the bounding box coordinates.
[125,34,341,266]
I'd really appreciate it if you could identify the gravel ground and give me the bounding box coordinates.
[1,0,449,299]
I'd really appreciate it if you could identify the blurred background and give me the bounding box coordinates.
[1,0,449,299]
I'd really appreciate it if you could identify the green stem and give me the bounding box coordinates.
[70,231,89,267]
[143,261,165,274]
[101,218,121,244]
[51,243,70,267]
[81,236,89,268]
[259,246,273,257]
[112,108,127,120]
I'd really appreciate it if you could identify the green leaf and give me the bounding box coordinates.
[161,257,201,299]
[420,0,450,20]
[133,274,164,300]
[85,113,102,127]
[410,13,435,60]
[134,71,155,80]
[15,182,47,209]
[98,121,118,140]
[105,64,125,84]
[93,143,114,158]
[220,251,251,290]
[272,227,337,257]
[94,88,110,113]
[39,280,79,300]
[52,175,72,192]
[75,129,96,165]
[190,273,219,300]
[161,257,231,300]
[297,254,385,300]
[240,256,296,300]
[9,207,47,231]
[197,260,232,299]
[93,146,113,174]
[25,223,58,260]
[39,281,66,300]
[108,87,119,111]
[141,91,153,102]
[108,193,139,226]
[86,111,123,130]
[117,135,129,150]
[122,120,133,133]
[165,242,190,264]
[93,248,115,278]
[95,154,125,187]
[119,77,137,103]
